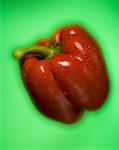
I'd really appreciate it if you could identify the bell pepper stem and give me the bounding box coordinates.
[13,45,60,60]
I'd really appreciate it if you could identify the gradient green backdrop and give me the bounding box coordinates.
[1,0,119,150]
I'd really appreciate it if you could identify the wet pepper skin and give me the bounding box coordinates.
[17,25,109,124]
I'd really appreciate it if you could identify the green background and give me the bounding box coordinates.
[1,0,119,150]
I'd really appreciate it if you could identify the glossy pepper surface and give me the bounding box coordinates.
[13,25,109,124]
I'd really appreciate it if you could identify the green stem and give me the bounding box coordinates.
[13,45,60,60]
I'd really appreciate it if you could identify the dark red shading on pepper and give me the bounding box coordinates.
[13,25,109,124]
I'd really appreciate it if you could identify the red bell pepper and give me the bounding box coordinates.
[13,25,109,124]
